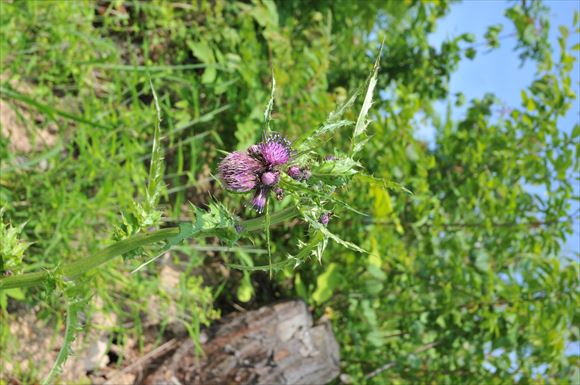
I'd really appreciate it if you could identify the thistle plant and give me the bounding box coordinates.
[0,48,383,383]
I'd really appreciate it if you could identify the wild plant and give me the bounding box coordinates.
[0,49,385,383]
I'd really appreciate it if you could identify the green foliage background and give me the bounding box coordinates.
[0,0,578,384]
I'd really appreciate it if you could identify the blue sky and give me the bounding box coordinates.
[425,0,580,258]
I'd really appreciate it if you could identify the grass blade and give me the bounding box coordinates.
[0,86,112,130]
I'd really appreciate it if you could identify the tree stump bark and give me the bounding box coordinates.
[145,300,340,385]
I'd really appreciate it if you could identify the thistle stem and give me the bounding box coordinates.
[0,207,300,290]
[0,227,179,290]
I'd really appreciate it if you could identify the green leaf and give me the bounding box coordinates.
[312,263,341,304]
[188,41,217,84]
[465,47,477,60]
[5,288,25,300]
[368,265,387,281]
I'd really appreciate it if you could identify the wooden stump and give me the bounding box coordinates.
[145,300,340,385]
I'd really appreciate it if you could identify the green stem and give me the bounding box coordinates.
[0,207,300,291]
[242,206,298,232]
[0,227,179,290]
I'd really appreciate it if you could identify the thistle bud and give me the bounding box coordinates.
[287,165,302,180]
[273,187,284,200]
[261,171,280,186]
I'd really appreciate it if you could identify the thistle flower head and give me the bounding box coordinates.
[218,151,263,193]
[218,134,295,213]
[259,134,292,167]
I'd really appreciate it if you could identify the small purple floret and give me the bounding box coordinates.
[273,187,284,200]
[259,134,291,167]
[319,213,331,226]
[248,145,260,157]
[218,151,262,193]
[325,155,337,161]
[251,188,268,213]
[261,171,279,186]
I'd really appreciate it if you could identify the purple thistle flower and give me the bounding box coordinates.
[261,171,279,186]
[251,187,268,213]
[218,151,263,193]
[218,134,295,214]
[319,212,331,226]
[259,134,292,167]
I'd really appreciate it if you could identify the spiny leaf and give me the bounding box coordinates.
[263,75,276,137]
[298,204,367,255]
[42,293,89,385]
[329,89,360,123]
[131,202,237,273]
[279,177,368,216]
[0,209,31,274]
[315,157,362,177]
[289,230,326,266]
[296,119,354,152]
[295,81,360,150]
[351,42,383,155]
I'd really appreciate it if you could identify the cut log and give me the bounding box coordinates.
[145,300,340,385]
